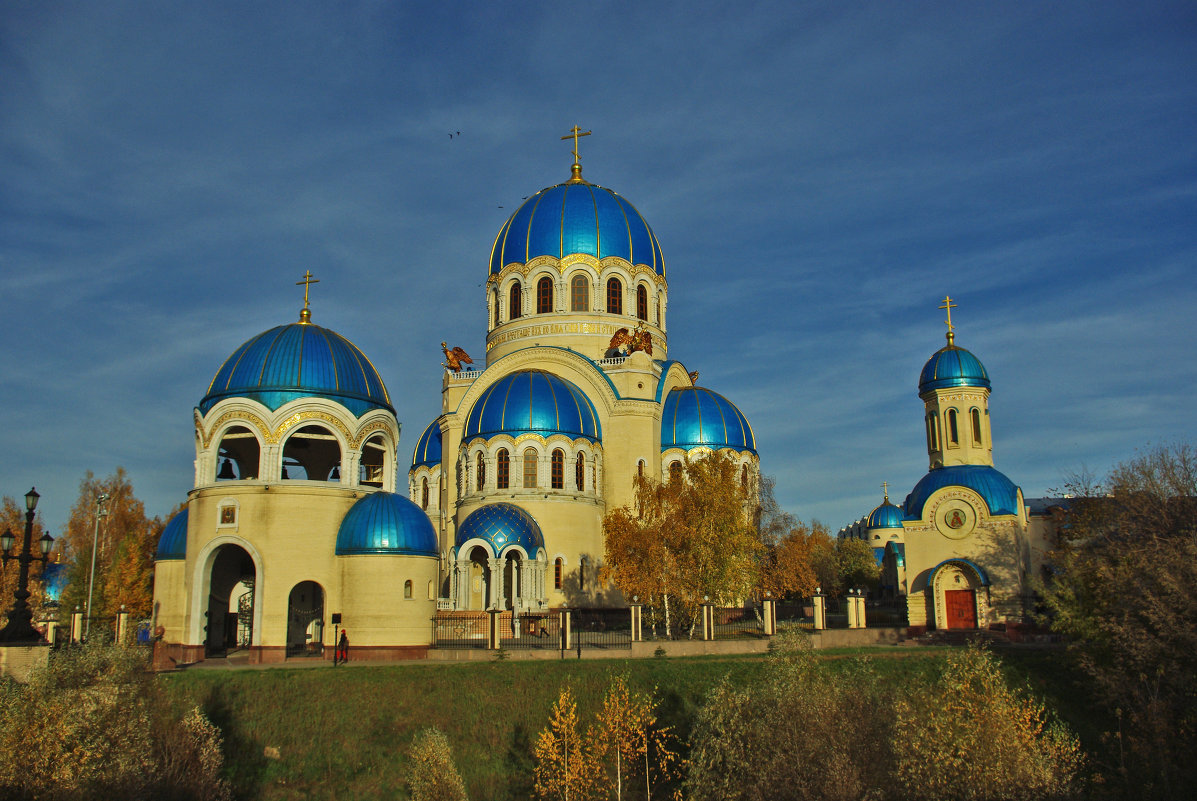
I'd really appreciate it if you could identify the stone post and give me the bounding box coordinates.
[70,609,83,644]
[629,603,642,642]
[856,592,868,629]
[487,609,501,650]
[701,602,715,641]
[762,599,776,636]
[812,593,826,631]
[116,608,130,645]
[559,609,571,651]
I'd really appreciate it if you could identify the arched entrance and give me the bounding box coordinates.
[929,559,989,630]
[468,545,490,610]
[286,581,325,657]
[504,552,521,611]
[205,544,255,657]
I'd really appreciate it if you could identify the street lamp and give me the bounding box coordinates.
[85,493,109,639]
[0,488,55,643]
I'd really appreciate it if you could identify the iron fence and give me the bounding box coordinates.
[500,612,560,650]
[714,605,766,638]
[431,612,489,649]
[572,607,632,649]
[866,600,907,627]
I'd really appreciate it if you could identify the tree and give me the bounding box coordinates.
[1040,444,1197,799]
[755,476,821,599]
[835,537,882,593]
[533,686,602,801]
[593,675,681,801]
[406,728,469,801]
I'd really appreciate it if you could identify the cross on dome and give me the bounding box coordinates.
[561,125,591,183]
[297,270,320,323]
[939,295,958,345]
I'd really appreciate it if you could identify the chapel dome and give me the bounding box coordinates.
[335,492,438,556]
[866,499,904,530]
[155,508,188,561]
[463,370,601,442]
[918,338,991,394]
[412,418,443,469]
[903,465,1021,520]
[489,176,664,276]
[456,503,545,557]
[661,387,756,453]
[41,562,69,604]
[200,320,392,417]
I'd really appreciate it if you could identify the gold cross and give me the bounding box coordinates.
[297,270,319,310]
[881,481,889,501]
[939,295,957,335]
[561,125,591,164]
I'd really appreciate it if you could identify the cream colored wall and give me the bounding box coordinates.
[151,558,187,643]
[921,387,993,469]
[337,555,438,645]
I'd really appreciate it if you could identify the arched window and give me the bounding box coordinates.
[282,424,341,481]
[551,449,564,489]
[493,288,500,327]
[476,452,486,490]
[576,453,585,491]
[403,580,413,599]
[927,414,939,451]
[536,276,553,314]
[947,409,959,446]
[571,274,589,311]
[637,284,648,320]
[656,296,661,324]
[637,460,644,478]
[523,448,538,488]
[669,461,682,483]
[971,408,983,446]
[421,477,429,510]
[741,464,749,496]
[606,277,622,314]
[427,580,435,600]
[509,282,523,320]
[497,449,510,489]
[554,558,563,590]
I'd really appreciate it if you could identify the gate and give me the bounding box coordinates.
[500,612,560,650]
[431,612,489,648]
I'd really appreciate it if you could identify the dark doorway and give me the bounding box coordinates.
[286,580,325,657]
[206,544,255,657]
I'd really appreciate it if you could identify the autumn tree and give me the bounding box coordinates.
[809,532,881,598]
[1040,444,1197,799]
[406,728,469,801]
[594,675,682,801]
[533,686,602,801]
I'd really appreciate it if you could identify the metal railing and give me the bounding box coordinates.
[500,612,560,650]
[714,605,766,638]
[573,608,632,649]
[431,612,489,649]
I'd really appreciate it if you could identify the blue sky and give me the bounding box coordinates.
[2,1,1195,535]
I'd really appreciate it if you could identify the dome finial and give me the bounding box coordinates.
[296,270,320,324]
[938,294,957,347]
[561,125,591,183]
[881,480,889,502]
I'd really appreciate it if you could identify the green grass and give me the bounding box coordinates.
[159,648,1084,801]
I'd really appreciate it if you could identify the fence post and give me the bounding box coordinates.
[855,592,867,629]
[812,592,826,631]
[71,608,83,644]
[487,610,501,650]
[559,609,571,651]
[116,607,130,645]
[630,603,642,642]
[846,590,859,629]
[762,599,775,636]
[46,621,58,647]
[701,602,714,641]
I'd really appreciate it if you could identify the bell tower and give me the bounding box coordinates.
[918,297,994,470]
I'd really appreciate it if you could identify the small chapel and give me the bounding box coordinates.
[151,135,759,665]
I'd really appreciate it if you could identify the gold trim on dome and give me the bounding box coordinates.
[273,411,353,445]
[351,420,395,450]
[560,252,601,271]
[199,410,271,450]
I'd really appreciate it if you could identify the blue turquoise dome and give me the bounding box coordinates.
[919,341,990,394]
[661,387,756,453]
[41,562,68,603]
[335,492,438,556]
[463,370,601,442]
[455,503,545,557]
[489,179,664,275]
[412,418,443,468]
[867,500,904,530]
[155,508,188,561]
[903,465,1021,520]
[200,321,392,417]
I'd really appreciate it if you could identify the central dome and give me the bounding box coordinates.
[489,180,664,276]
[463,370,601,442]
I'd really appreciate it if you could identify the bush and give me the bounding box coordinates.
[407,727,469,801]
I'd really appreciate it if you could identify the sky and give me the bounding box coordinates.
[1,1,1195,537]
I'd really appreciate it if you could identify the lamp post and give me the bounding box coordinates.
[0,488,55,643]
[85,493,109,639]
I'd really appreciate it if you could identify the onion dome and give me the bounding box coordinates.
[463,370,601,442]
[456,503,545,557]
[200,320,392,417]
[489,177,664,276]
[867,498,904,530]
[155,508,188,561]
[903,465,1021,520]
[412,418,443,468]
[335,492,438,556]
[661,387,756,453]
[919,334,990,394]
[41,562,69,603]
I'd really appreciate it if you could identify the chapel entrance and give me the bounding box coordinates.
[286,581,325,657]
[205,544,255,657]
[944,589,977,629]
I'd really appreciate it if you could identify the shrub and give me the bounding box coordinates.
[407,727,469,801]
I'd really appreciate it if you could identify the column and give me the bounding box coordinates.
[762,599,775,636]
[701,602,715,641]
[630,603,642,642]
[116,608,130,645]
[71,609,83,643]
[488,558,505,610]
[455,559,472,609]
[813,593,827,631]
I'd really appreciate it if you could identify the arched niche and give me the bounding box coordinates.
[281,424,342,481]
[359,432,388,488]
[216,425,260,481]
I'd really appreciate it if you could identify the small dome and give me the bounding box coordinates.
[155,508,188,561]
[412,418,443,468]
[41,562,69,603]
[661,387,756,453]
[201,322,392,417]
[903,465,1021,520]
[919,342,990,394]
[490,180,664,276]
[463,370,601,442]
[335,492,438,556]
[456,503,544,557]
[867,500,904,530]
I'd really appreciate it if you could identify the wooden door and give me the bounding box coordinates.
[944,589,977,629]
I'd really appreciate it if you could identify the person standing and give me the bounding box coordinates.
[335,629,349,665]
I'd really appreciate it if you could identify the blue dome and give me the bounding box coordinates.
[412,418,443,468]
[661,387,756,453]
[455,503,544,557]
[41,562,68,603]
[463,370,601,442]
[200,321,393,417]
[867,500,904,530]
[490,180,664,275]
[155,508,188,561]
[919,342,990,394]
[335,492,438,556]
[904,465,1021,520]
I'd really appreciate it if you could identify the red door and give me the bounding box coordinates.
[944,589,977,629]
